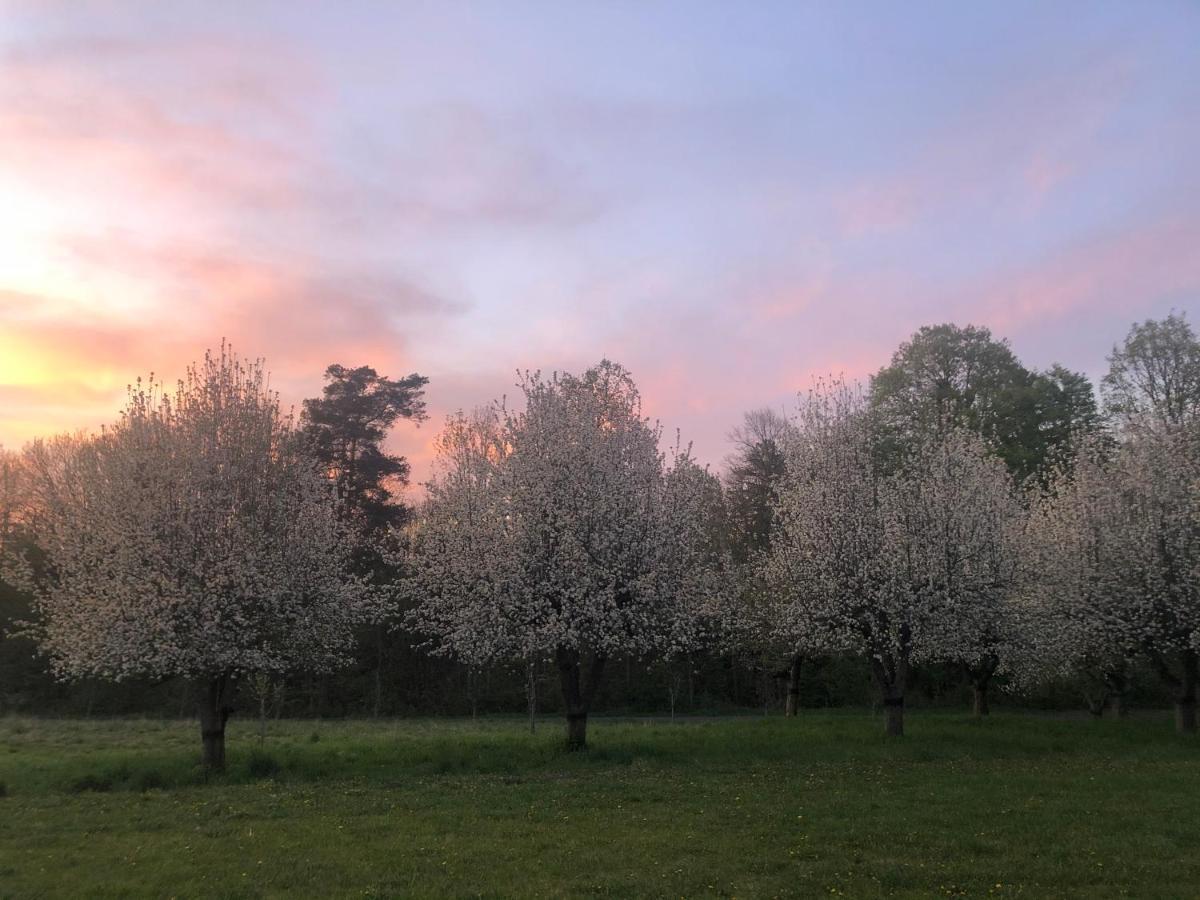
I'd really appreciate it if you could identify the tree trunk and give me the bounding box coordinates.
[1176,650,1197,734]
[965,656,997,718]
[199,676,232,770]
[884,698,904,737]
[306,674,319,716]
[870,653,908,738]
[1100,668,1124,719]
[526,659,537,734]
[566,711,588,749]
[257,681,268,746]
[1105,693,1125,719]
[1176,697,1197,733]
[556,647,607,751]
[372,625,384,719]
[177,680,191,719]
[1153,649,1197,734]
[972,684,989,717]
[784,654,803,717]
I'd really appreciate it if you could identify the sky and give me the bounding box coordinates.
[1,1,1198,488]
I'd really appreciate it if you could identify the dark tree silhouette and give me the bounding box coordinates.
[301,364,428,718]
[724,409,791,565]
[301,364,429,531]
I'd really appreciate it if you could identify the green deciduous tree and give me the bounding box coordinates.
[870,323,1098,482]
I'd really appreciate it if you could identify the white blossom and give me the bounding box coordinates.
[1018,428,1200,729]
[764,380,1023,732]
[20,348,374,685]
[406,361,722,747]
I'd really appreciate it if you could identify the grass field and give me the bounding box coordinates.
[0,712,1197,898]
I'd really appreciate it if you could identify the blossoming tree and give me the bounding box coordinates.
[20,348,374,767]
[765,381,1023,735]
[720,409,818,716]
[407,361,720,749]
[1022,430,1200,731]
[909,429,1024,717]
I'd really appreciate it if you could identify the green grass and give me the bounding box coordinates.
[0,712,1197,898]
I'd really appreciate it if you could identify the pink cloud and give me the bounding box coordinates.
[1,7,1195,495]
[0,35,320,223]
[830,50,1136,237]
[962,212,1200,337]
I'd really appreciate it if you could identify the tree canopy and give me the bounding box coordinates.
[18,348,374,767]
[870,323,1097,481]
[1103,311,1200,431]
[301,364,428,531]
[408,361,723,748]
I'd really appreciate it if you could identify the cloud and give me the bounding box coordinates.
[0,23,605,248]
[0,232,464,452]
[829,47,1138,237]
[2,3,1197,490]
[977,216,1199,328]
[0,34,316,225]
[59,231,465,320]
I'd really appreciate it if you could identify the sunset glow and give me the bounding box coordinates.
[2,2,1198,485]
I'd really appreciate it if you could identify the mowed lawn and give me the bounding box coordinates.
[0,713,1197,898]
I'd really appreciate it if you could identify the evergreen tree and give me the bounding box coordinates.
[300,364,428,717]
[301,364,429,531]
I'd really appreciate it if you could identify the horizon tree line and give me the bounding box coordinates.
[0,313,1197,765]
